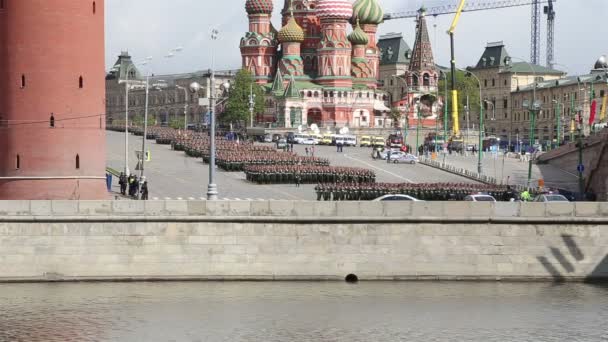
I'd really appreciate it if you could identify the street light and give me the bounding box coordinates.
[504,56,539,190]
[176,85,189,130]
[123,56,152,175]
[552,99,562,146]
[457,67,484,174]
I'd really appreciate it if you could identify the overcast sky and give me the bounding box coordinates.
[106,0,607,76]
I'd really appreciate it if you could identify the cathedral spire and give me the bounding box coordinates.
[409,7,435,72]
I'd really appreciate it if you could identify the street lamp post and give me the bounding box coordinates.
[504,56,539,190]
[552,99,562,146]
[248,83,256,128]
[415,100,421,156]
[458,68,484,174]
[176,85,189,130]
[441,71,449,151]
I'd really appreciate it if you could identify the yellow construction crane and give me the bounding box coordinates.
[447,0,466,140]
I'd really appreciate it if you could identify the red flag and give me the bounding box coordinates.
[589,100,597,125]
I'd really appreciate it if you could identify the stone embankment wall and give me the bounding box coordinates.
[0,201,606,282]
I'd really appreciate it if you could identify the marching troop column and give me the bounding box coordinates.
[0,0,108,199]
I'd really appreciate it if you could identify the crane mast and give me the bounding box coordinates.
[384,0,557,68]
[448,0,467,139]
[544,0,555,68]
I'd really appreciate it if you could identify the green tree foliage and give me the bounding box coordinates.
[389,107,402,128]
[223,70,265,125]
[438,70,481,127]
[169,118,184,130]
[131,114,144,127]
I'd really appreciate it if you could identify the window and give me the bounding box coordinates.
[492,79,495,87]
[0,0,5,9]
[484,79,487,87]
[79,76,84,88]
[76,155,80,169]
[503,98,508,109]
[50,114,55,128]
[21,74,25,88]
[504,79,507,86]
[16,155,20,170]
[601,90,605,98]
[93,1,96,14]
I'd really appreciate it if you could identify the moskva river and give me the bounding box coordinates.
[1,282,607,342]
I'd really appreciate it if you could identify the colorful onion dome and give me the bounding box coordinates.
[348,19,369,45]
[245,0,274,15]
[352,0,384,25]
[278,16,305,43]
[316,0,353,20]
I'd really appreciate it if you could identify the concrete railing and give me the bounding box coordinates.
[0,200,606,221]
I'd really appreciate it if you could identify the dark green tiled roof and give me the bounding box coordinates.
[471,43,510,69]
[378,34,411,66]
[500,62,565,75]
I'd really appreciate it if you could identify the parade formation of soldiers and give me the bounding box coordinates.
[315,183,521,201]
[245,165,376,185]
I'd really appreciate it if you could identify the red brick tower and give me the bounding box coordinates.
[241,0,278,84]
[0,0,108,200]
[408,7,438,90]
[315,0,353,88]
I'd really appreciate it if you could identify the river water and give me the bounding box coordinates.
[0,282,607,342]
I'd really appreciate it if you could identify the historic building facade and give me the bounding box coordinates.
[0,1,108,200]
[241,0,392,129]
[468,42,607,148]
[105,52,236,128]
[376,9,441,129]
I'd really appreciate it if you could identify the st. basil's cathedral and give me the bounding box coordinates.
[240,0,440,129]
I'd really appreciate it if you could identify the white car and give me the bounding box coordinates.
[380,150,405,160]
[464,194,497,202]
[534,194,569,202]
[392,153,419,164]
[301,137,319,145]
[373,194,421,201]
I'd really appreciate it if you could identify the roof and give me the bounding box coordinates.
[513,73,607,93]
[471,42,510,69]
[500,62,565,76]
[378,34,411,66]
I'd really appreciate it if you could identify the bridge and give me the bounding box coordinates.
[538,127,608,200]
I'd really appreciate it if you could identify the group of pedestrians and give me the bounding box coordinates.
[119,172,149,200]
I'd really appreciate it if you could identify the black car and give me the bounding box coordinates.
[286,132,296,144]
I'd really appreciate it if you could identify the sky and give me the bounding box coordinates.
[106,0,607,77]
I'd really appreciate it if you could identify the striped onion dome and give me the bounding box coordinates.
[245,0,274,14]
[348,19,369,45]
[316,0,353,20]
[278,16,305,43]
[353,0,384,25]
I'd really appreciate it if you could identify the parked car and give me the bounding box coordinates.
[272,134,282,142]
[380,150,406,160]
[388,133,404,148]
[276,138,288,149]
[301,137,319,145]
[286,132,296,144]
[373,194,421,201]
[534,193,569,202]
[392,153,419,164]
[321,134,334,145]
[464,194,497,202]
[263,134,272,143]
[360,136,372,147]
[293,133,310,144]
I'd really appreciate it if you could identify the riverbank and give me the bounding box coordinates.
[0,201,606,282]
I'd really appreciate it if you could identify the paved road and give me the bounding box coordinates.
[432,152,579,191]
[106,131,477,200]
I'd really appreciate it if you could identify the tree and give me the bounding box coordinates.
[169,118,184,130]
[131,114,144,127]
[438,70,481,127]
[222,69,265,126]
[389,107,402,128]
